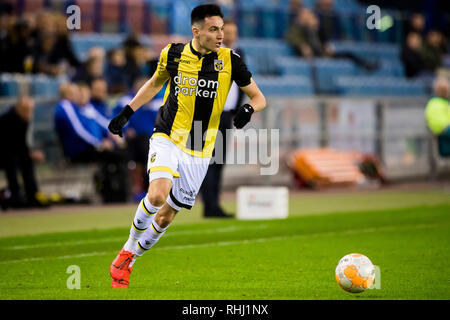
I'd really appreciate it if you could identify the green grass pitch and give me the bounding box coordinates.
[0,188,449,300]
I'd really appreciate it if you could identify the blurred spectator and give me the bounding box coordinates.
[123,34,144,87]
[0,8,10,72]
[1,19,34,73]
[54,82,113,163]
[125,44,153,88]
[403,13,426,40]
[286,8,378,70]
[200,18,242,218]
[0,9,78,75]
[30,10,55,40]
[51,13,80,72]
[72,47,105,84]
[105,48,128,94]
[54,82,129,202]
[87,46,106,62]
[425,77,450,157]
[286,8,322,58]
[401,32,427,78]
[113,77,162,199]
[31,31,64,76]
[72,56,104,85]
[0,96,48,209]
[122,33,158,88]
[288,0,304,25]
[315,0,341,43]
[90,78,110,117]
[77,83,112,134]
[421,30,444,73]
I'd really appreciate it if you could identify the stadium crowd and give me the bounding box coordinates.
[1,1,449,82]
[0,0,449,210]
[0,4,169,209]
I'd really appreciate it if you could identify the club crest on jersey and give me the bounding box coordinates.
[150,152,156,163]
[214,59,223,71]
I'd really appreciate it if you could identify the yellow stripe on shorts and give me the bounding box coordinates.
[149,166,180,178]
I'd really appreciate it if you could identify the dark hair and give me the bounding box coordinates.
[191,4,223,26]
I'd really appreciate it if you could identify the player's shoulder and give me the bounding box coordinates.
[230,48,241,58]
[165,42,187,53]
[218,46,236,56]
[227,48,244,63]
[159,43,184,57]
[217,47,242,64]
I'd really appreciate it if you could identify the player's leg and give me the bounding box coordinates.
[133,150,211,258]
[110,177,173,288]
[133,201,179,257]
[111,135,179,288]
[123,177,172,254]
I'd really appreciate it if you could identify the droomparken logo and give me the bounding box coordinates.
[174,72,219,98]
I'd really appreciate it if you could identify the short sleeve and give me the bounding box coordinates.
[156,44,171,78]
[231,49,252,87]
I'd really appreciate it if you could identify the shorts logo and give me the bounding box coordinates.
[150,152,156,163]
[214,59,223,71]
[180,187,195,198]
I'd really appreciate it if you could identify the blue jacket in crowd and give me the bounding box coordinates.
[54,99,109,159]
[113,86,165,137]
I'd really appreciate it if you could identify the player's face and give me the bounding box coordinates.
[195,16,224,52]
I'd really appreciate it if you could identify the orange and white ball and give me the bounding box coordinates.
[335,253,375,293]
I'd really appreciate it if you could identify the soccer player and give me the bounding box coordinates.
[108,3,266,288]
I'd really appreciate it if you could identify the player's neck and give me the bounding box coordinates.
[191,38,210,56]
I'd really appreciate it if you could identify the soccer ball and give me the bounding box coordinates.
[335,253,375,293]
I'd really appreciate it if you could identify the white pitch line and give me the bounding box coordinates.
[4,224,269,250]
[0,223,437,265]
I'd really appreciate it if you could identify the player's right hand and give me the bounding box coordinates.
[108,104,134,137]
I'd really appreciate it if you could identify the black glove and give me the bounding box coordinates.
[233,103,254,129]
[108,105,134,137]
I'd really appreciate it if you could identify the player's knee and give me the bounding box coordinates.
[147,191,166,207]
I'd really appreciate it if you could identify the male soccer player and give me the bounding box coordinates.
[108,3,266,288]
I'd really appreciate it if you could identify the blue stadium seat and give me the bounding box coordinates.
[71,33,153,61]
[335,76,427,96]
[238,38,295,75]
[276,57,311,77]
[356,59,405,77]
[29,75,68,98]
[0,74,20,97]
[330,41,400,61]
[313,58,356,94]
[253,75,313,96]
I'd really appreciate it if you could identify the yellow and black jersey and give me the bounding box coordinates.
[153,41,252,158]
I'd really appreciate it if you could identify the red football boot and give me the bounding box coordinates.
[110,249,135,288]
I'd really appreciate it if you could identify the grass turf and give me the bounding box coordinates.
[0,189,449,300]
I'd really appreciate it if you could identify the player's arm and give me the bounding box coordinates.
[233,79,266,129]
[128,72,169,111]
[230,49,266,129]
[108,45,171,137]
[240,79,266,112]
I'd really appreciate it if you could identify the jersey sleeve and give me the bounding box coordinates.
[230,49,252,87]
[156,44,171,78]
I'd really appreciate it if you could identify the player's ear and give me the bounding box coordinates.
[192,25,200,37]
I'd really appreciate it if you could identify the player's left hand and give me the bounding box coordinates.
[233,103,254,129]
